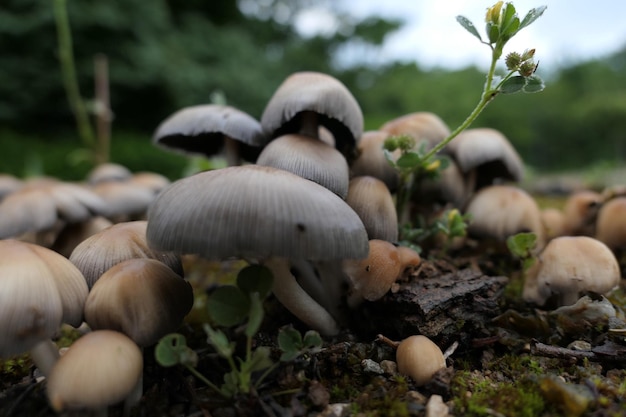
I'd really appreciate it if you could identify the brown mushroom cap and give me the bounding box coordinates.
[522,236,621,307]
[562,190,602,236]
[256,134,350,198]
[84,258,193,347]
[380,112,450,151]
[69,220,183,289]
[153,104,266,162]
[540,207,566,241]
[396,335,446,386]
[595,196,626,250]
[346,176,398,242]
[261,71,363,159]
[46,330,143,412]
[350,130,399,191]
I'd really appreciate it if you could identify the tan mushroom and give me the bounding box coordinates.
[522,236,621,307]
[540,207,566,241]
[396,335,446,387]
[561,190,602,236]
[350,130,399,191]
[345,176,398,242]
[380,112,450,152]
[595,196,626,252]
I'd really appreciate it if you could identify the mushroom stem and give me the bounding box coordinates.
[313,260,347,319]
[264,257,340,336]
[29,338,60,376]
[291,259,326,308]
[223,136,241,166]
[123,368,143,417]
[298,111,320,138]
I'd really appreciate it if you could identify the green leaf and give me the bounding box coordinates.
[155,333,196,367]
[204,324,235,358]
[486,22,500,44]
[278,325,303,353]
[302,330,323,350]
[395,152,422,169]
[207,285,250,327]
[523,75,545,93]
[500,76,526,94]
[244,292,264,338]
[456,15,482,42]
[500,3,519,38]
[246,346,273,373]
[506,232,538,259]
[237,265,273,299]
[519,6,547,31]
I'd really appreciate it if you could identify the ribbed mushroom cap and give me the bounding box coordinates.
[0,187,58,239]
[85,258,193,347]
[256,134,350,198]
[261,71,363,159]
[447,127,524,189]
[69,220,183,289]
[87,163,133,185]
[0,240,88,357]
[46,330,143,412]
[350,130,399,191]
[380,112,450,151]
[465,185,545,247]
[153,104,265,162]
[595,197,626,250]
[522,236,621,307]
[346,176,398,242]
[146,165,369,261]
[91,181,157,220]
[562,190,602,236]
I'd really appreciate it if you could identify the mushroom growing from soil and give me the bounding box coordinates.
[146,165,369,336]
[84,258,193,347]
[342,240,420,308]
[261,71,363,160]
[46,330,143,415]
[595,196,626,252]
[396,335,447,387]
[153,104,266,165]
[522,236,621,307]
[345,176,398,242]
[0,240,88,376]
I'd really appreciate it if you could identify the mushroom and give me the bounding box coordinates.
[84,258,193,347]
[261,71,363,160]
[90,181,158,222]
[256,134,350,198]
[345,176,398,242]
[350,130,399,191]
[87,162,133,185]
[51,216,114,258]
[153,104,266,165]
[343,240,420,307]
[46,330,143,415]
[522,236,621,307]
[595,196,626,252]
[540,207,566,241]
[0,173,23,201]
[446,127,524,190]
[380,111,451,152]
[0,240,88,376]
[69,220,183,289]
[562,190,602,236]
[396,335,447,387]
[464,184,545,251]
[146,165,369,335]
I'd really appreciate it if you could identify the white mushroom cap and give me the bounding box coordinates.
[85,258,193,347]
[87,162,133,185]
[0,173,23,200]
[46,330,143,412]
[70,220,183,289]
[256,134,350,198]
[153,104,266,163]
[464,185,545,248]
[522,236,621,307]
[346,176,398,242]
[261,71,363,159]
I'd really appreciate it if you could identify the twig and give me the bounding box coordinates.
[530,339,595,362]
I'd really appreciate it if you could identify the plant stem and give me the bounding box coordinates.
[53,0,96,158]
[184,364,225,396]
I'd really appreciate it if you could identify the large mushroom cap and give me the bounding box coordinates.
[146,165,368,261]
[380,112,450,151]
[153,104,266,162]
[261,71,363,159]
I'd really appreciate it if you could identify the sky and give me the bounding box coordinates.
[294,0,626,72]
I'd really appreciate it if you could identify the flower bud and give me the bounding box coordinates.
[521,48,536,61]
[383,137,399,152]
[505,52,522,70]
[485,1,504,24]
[519,60,537,77]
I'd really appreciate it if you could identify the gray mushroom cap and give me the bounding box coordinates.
[153,104,266,162]
[260,71,363,159]
[146,165,369,261]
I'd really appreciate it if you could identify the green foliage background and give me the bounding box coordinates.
[1,0,625,180]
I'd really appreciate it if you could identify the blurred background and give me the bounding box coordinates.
[1,0,625,184]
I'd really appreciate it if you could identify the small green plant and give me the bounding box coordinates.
[506,232,538,271]
[155,264,323,398]
[399,208,470,253]
[387,1,547,240]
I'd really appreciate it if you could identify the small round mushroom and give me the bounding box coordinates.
[345,176,398,242]
[396,335,446,387]
[522,236,621,307]
[87,162,133,185]
[464,185,545,250]
[69,220,183,289]
[46,330,143,414]
[261,71,363,160]
[153,104,266,165]
[561,190,602,236]
[343,240,420,307]
[540,207,566,241]
[350,130,399,191]
[256,134,350,198]
[595,196,626,251]
[146,165,369,335]
[84,258,193,347]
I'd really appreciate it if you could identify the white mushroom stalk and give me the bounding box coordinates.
[146,165,369,336]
